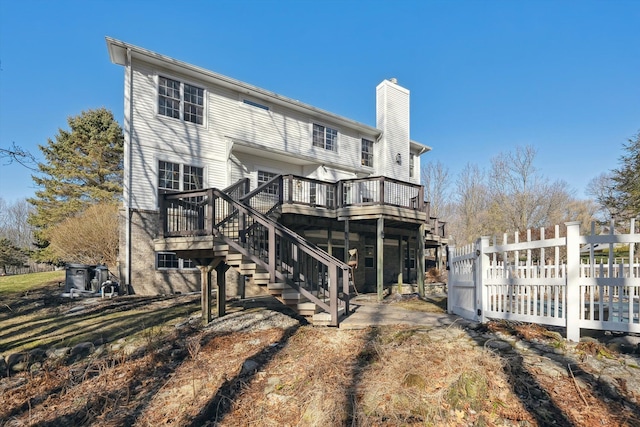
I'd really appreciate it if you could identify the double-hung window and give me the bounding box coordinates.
[361,138,374,167]
[312,124,337,151]
[158,161,204,193]
[158,76,204,125]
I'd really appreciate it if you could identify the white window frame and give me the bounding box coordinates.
[158,161,205,193]
[312,123,338,152]
[257,170,279,195]
[361,138,374,167]
[157,75,205,125]
[156,252,197,270]
[241,96,270,112]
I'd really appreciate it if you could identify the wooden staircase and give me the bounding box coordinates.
[215,243,342,325]
[159,178,351,326]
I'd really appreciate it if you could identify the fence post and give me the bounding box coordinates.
[565,221,581,342]
[476,236,490,323]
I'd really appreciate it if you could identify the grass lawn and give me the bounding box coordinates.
[0,270,65,295]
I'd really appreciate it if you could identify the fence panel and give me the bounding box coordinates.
[447,243,478,320]
[448,220,640,340]
[482,226,567,327]
[576,219,640,335]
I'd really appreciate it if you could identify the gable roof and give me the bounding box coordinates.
[106,37,382,137]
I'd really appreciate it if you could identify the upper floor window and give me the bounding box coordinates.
[158,76,204,125]
[409,153,415,178]
[159,161,204,192]
[159,161,180,190]
[312,124,337,151]
[243,99,270,111]
[361,139,374,167]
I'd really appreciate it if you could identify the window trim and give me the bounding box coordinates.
[158,160,205,193]
[156,252,197,270]
[361,138,374,167]
[241,96,270,111]
[156,74,206,126]
[312,123,339,152]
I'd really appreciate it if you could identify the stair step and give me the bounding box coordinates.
[296,302,321,316]
[312,307,346,326]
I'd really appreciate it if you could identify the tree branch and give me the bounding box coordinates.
[0,142,39,171]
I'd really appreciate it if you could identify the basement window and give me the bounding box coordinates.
[156,252,196,270]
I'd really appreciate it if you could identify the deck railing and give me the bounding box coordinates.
[160,187,350,325]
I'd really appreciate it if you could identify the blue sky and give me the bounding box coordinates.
[1,0,638,204]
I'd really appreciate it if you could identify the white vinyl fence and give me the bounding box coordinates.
[448,220,640,341]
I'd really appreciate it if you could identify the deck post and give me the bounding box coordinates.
[377,216,384,301]
[417,224,426,297]
[216,262,229,319]
[327,223,333,256]
[397,235,403,294]
[344,219,350,263]
[565,221,581,342]
[199,264,214,324]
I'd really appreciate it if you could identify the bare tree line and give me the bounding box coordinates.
[422,145,599,245]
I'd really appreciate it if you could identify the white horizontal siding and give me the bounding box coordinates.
[128,57,382,211]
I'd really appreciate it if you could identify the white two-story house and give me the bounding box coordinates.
[106,37,446,325]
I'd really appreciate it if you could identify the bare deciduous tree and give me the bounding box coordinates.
[46,202,119,267]
[421,160,452,219]
[0,197,35,250]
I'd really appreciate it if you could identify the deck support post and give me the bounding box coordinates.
[327,223,333,257]
[198,263,215,325]
[216,262,230,319]
[377,216,384,301]
[418,224,426,298]
[397,235,403,294]
[344,219,350,263]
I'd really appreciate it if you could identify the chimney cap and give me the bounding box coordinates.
[389,77,398,84]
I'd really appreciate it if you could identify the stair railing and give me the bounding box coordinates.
[160,187,350,325]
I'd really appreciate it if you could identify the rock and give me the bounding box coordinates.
[11,362,28,372]
[241,359,259,375]
[598,374,622,400]
[29,362,42,373]
[47,347,71,359]
[93,337,107,346]
[485,339,512,352]
[0,357,6,377]
[28,348,47,363]
[6,353,25,370]
[70,342,94,358]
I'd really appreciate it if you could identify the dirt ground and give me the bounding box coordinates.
[1,283,639,426]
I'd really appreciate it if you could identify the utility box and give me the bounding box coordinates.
[64,264,92,293]
[64,264,117,294]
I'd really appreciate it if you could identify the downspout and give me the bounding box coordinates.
[125,47,133,292]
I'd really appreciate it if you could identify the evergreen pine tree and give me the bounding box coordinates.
[610,132,640,217]
[28,108,124,261]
